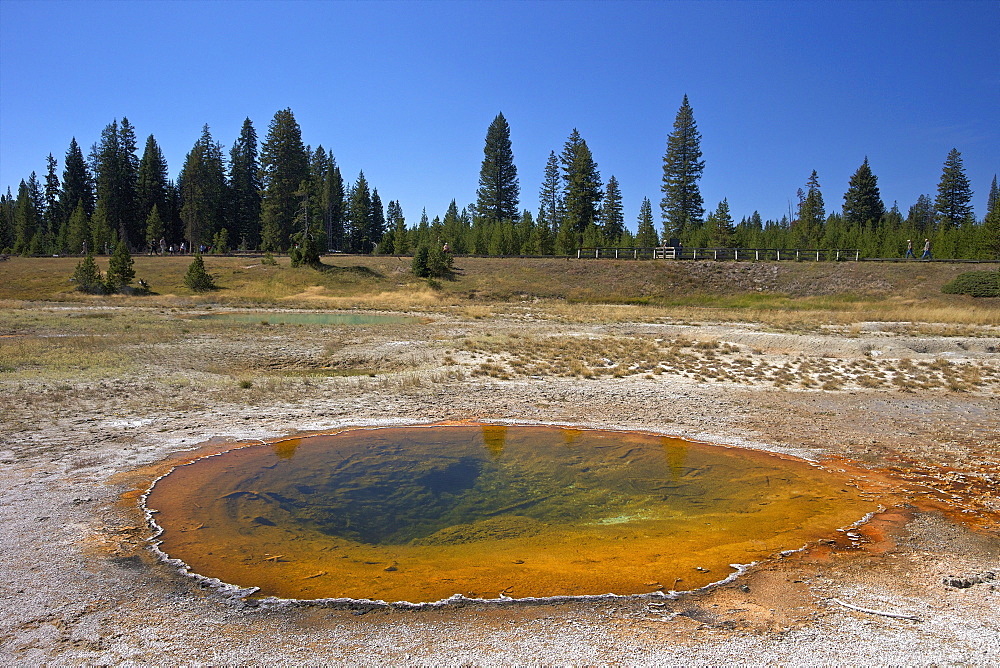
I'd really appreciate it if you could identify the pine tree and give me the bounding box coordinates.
[260,108,308,251]
[935,148,974,229]
[346,171,372,253]
[184,253,216,291]
[71,253,105,293]
[600,175,624,243]
[66,200,90,255]
[560,129,602,245]
[635,197,659,248]
[386,200,407,254]
[795,170,825,247]
[92,118,140,249]
[476,112,520,225]
[843,157,885,227]
[538,150,563,242]
[661,95,705,239]
[12,177,41,254]
[227,118,262,249]
[906,194,935,232]
[982,182,1000,259]
[59,137,95,221]
[323,159,345,252]
[106,240,135,291]
[985,175,998,217]
[707,198,735,247]
[370,188,386,252]
[179,125,227,251]
[137,135,170,234]
[144,204,164,251]
[43,154,60,250]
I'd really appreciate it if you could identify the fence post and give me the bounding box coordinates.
[577,249,581,259]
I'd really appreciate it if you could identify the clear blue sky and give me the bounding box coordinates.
[1,0,997,230]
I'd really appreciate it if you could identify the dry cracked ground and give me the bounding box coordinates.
[1,302,998,664]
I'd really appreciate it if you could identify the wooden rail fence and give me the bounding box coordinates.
[576,247,862,261]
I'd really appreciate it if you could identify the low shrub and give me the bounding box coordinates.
[941,270,1000,298]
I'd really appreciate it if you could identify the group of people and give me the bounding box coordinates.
[905,239,933,260]
[149,239,187,255]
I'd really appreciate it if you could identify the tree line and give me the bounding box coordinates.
[2,100,998,260]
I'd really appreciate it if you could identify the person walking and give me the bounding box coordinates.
[921,239,932,260]
[905,239,916,259]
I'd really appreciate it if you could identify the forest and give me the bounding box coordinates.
[2,100,998,260]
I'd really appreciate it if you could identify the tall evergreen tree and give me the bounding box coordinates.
[346,171,372,253]
[935,148,974,229]
[12,176,41,254]
[260,108,308,251]
[137,135,170,230]
[560,129,602,246]
[179,125,227,251]
[227,118,262,249]
[92,118,140,249]
[795,170,825,246]
[985,175,998,217]
[906,194,935,232]
[65,200,90,255]
[370,188,386,252]
[43,154,60,248]
[661,94,705,239]
[600,175,624,243]
[476,112,519,224]
[843,157,884,227]
[538,150,563,241]
[635,197,659,248]
[981,182,1000,259]
[707,198,735,247]
[322,158,345,252]
[0,188,14,251]
[59,137,95,221]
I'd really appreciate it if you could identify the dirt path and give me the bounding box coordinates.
[1,305,998,664]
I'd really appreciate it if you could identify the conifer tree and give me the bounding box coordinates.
[843,157,885,227]
[92,118,140,249]
[935,148,974,229]
[982,181,1000,259]
[600,175,624,243]
[184,253,216,291]
[906,194,935,232]
[707,198,735,247]
[985,175,998,217]
[560,129,602,246]
[12,177,41,254]
[43,154,60,250]
[227,118,262,249]
[179,125,227,251]
[538,150,563,242]
[661,95,705,239]
[137,135,170,230]
[145,204,164,251]
[476,112,520,225]
[370,188,386,252]
[260,108,308,251]
[346,171,372,253]
[59,137,95,221]
[323,159,345,252]
[795,170,825,246]
[106,239,135,291]
[71,253,105,293]
[635,197,659,248]
[66,200,90,255]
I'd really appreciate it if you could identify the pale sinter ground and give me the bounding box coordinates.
[1,302,998,664]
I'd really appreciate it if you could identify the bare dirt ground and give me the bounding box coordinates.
[1,302,999,665]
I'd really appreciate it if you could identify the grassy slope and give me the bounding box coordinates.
[0,255,997,324]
